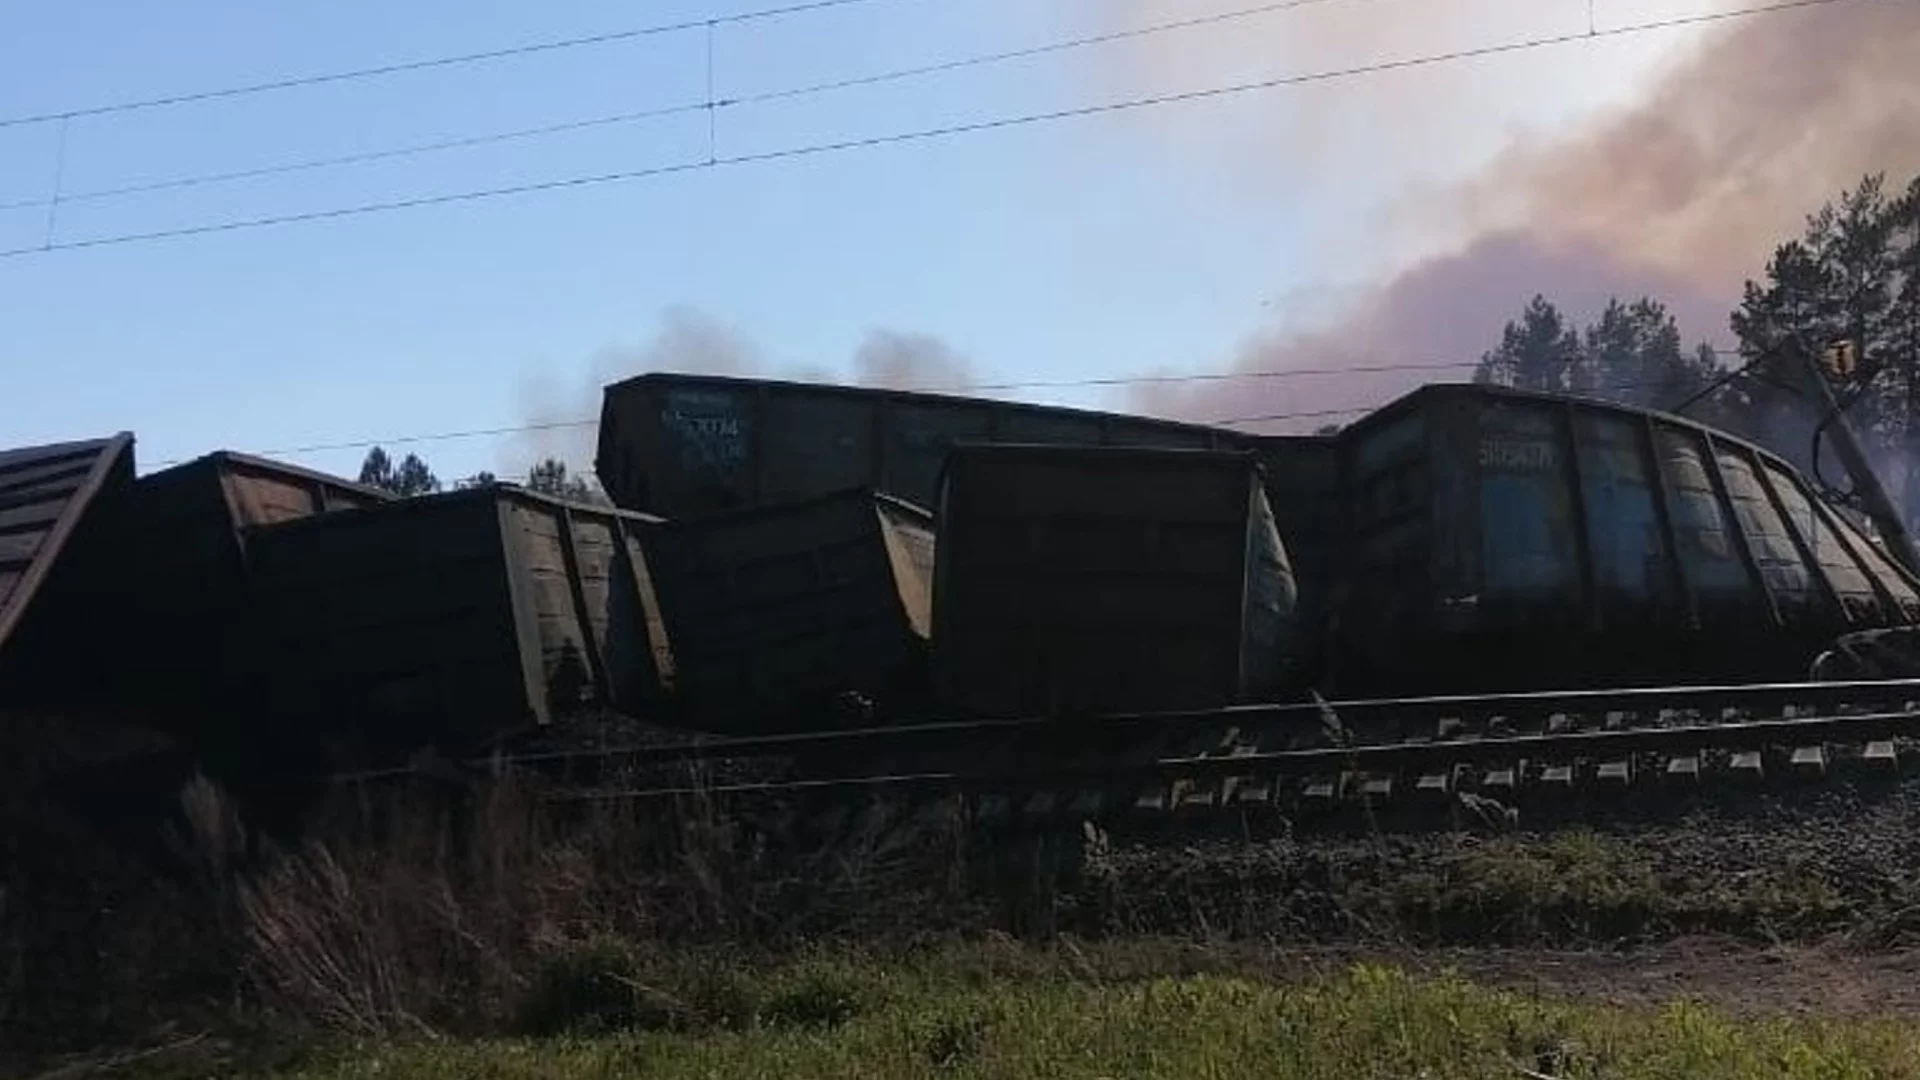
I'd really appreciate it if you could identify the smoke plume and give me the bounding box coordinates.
[509,309,977,475]
[1132,230,1731,427]
[850,329,979,391]
[1115,0,1920,430]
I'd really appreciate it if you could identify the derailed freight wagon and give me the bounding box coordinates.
[931,444,1299,718]
[107,452,392,729]
[644,488,935,733]
[0,433,137,708]
[1245,434,1341,678]
[1330,383,1920,696]
[244,484,673,772]
[594,372,1255,519]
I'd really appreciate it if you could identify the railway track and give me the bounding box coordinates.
[464,678,1920,835]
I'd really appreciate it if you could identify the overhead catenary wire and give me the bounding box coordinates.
[0,0,1363,214]
[138,361,1467,467]
[0,0,1882,260]
[140,366,1736,469]
[918,359,1475,393]
[0,0,903,131]
[1214,371,1752,426]
[0,99,714,213]
[141,404,1360,470]
[720,0,1361,104]
[1665,349,1769,414]
[1214,404,1373,426]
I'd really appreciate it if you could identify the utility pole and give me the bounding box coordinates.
[1793,337,1920,580]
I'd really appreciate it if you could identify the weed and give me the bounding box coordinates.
[247,962,1920,1080]
[517,937,665,1036]
[923,1011,991,1068]
[761,964,865,1030]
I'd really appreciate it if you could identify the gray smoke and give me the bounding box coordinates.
[510,309,977,475]
[1132,230,1731,429]
[595,305,769,381]
[510,306,770,475]
[1124,0,1920,431]
[850,329,979,391]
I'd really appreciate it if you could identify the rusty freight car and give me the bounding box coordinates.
[107,452,393,729]
[594,372,1255,519]
[931,444,1299,719]
[593,372,1352,667]
[0,433,136,707]
[643,488,935,733]
[243,484,673,772]
[1330,383,1920,696]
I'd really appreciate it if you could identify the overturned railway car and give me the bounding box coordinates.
[1330,383,1920,696]
[644,488,936,733]
[593,371,1343,664]
[109,452,393,727]
[243,484,673,772]
[0,433,137,707]
[594,372,1257,518]
[931,444,1298,718]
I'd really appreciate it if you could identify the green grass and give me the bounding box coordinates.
[1087,827,1863,944]
[1385,830,1852,941]
[229,954,1920,1080]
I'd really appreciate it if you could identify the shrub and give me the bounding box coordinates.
[761,964,865,1030]
[516,937,669,1036]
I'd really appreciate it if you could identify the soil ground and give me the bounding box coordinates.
[1242,937,1920,1016]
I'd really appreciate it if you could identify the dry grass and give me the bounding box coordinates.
[15,717,1920,1075]
[221,771,1032,1038]
[0,713,240,1052]
[2,740,1042,1070]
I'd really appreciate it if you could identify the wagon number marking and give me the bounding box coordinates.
[1479,437,1557,472]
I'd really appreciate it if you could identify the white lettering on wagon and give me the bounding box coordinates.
[661,391,747,472]
[1478,437,1558,473]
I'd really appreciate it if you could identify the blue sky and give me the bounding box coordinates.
[0,0,1712,482]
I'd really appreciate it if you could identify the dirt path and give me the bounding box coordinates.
[1246,937,1920,1016]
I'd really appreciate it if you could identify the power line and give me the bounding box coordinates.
[138,360,1492,467]
[157,360,1716,452]
[1667,349,1770,414]
[1215,404,1372,426]
[0,100,712,212]
[0,0,899,131]
[0,0,1877,260]
[920,359,1474,393]
[0,0,1361,215]
[143,359,1756,467]
[1216,374,1755,427]
[739,0,1361,106]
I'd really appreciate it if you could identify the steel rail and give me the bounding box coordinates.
[478,677,1920,772]
[545,706,1920,805]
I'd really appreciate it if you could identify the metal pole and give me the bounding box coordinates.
[1791,337,1920,580]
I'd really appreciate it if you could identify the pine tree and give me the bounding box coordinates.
[1472,295,1581,393]
[391,453,441,497]
[525,458,603,503]
[356,446,440,497]
[1730,173,1916,507]
[357,446,394,491]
